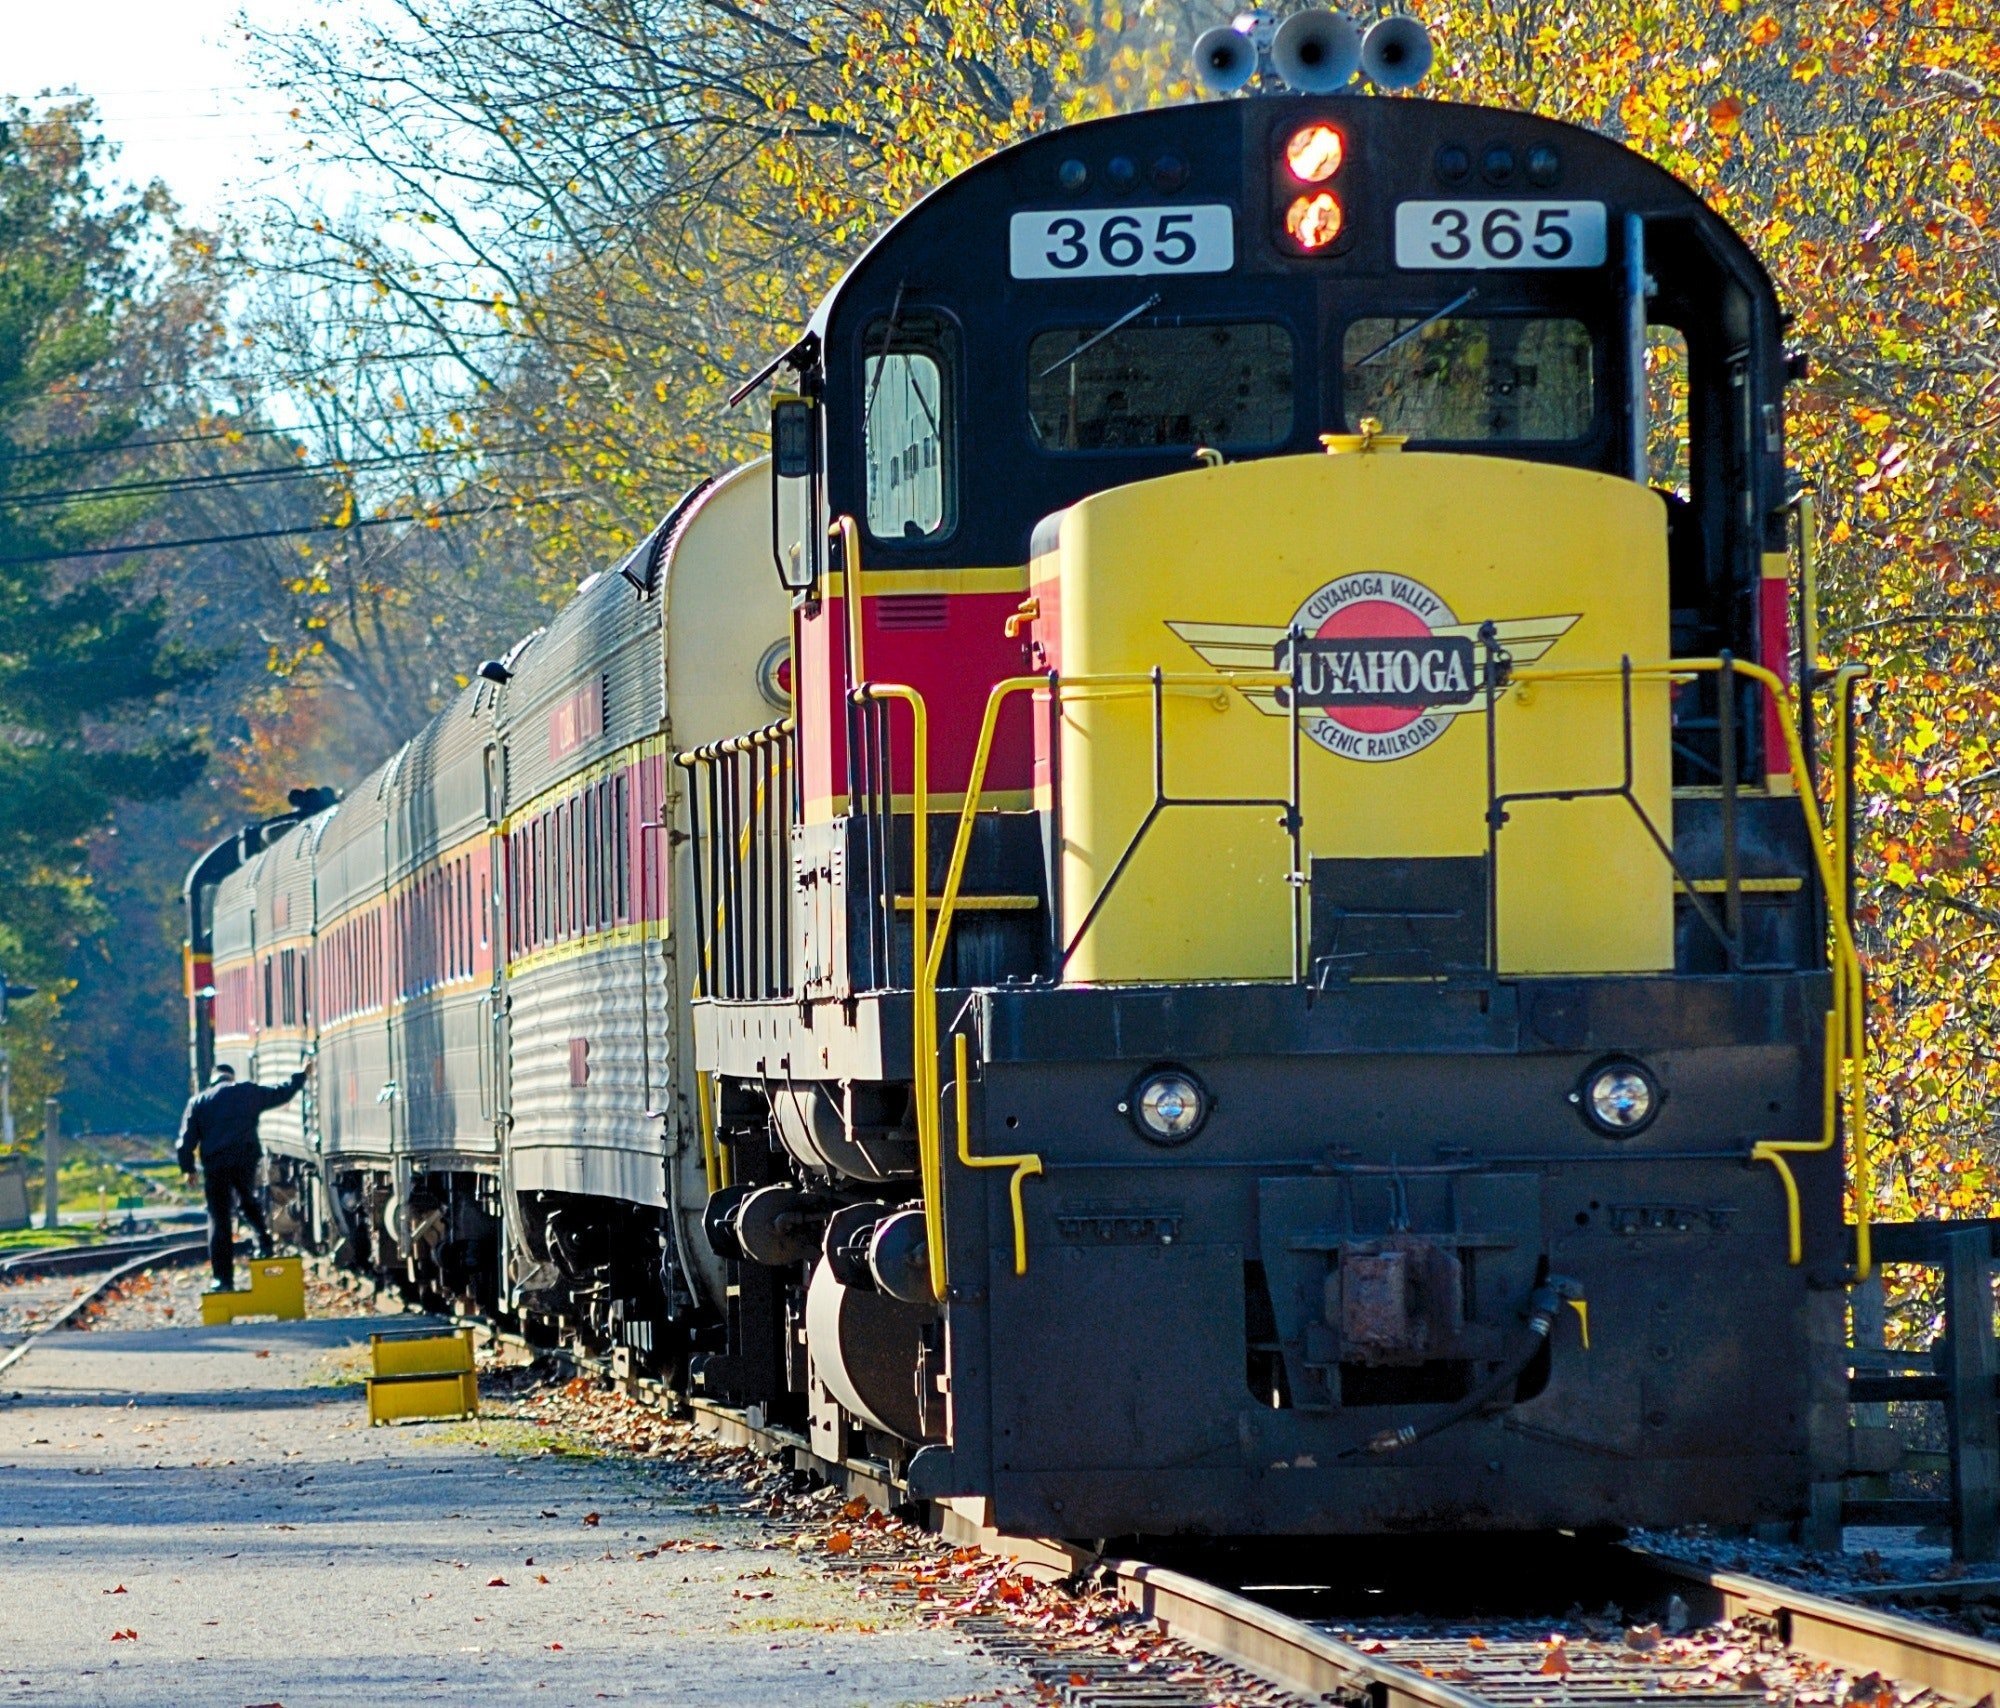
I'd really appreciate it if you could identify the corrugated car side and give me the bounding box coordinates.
[499,563,672,1205]
[312,751,401,1163]
[388,682,502,1163]
[251,814,326,1161]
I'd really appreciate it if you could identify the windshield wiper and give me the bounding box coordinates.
[1354,286,1479,368]
[1036,293,1163,379]
[861,279,908,438]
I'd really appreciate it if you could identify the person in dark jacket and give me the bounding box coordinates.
[176,1063,308,1292]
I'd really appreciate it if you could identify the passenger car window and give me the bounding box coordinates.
[1343,316,1593,441]
[1028,322,1294,451]
[864,317,955,541]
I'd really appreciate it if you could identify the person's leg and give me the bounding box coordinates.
[202,1165,236,1290]
[229,1159,273,1258]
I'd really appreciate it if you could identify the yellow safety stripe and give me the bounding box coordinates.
[502,734,667,833]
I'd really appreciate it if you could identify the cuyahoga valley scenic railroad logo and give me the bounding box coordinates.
[1169,573,1580,763]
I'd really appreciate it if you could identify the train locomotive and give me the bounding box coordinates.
[187,17,1869,1543]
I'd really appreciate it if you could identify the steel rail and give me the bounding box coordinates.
[484,1346,2000,1708]
[0,1228,202,1280]
[1113,1558,1482,1708]
[0,1239,207,1377]
[1637,1550,2000,1706]
[1106,1549,2000,1708]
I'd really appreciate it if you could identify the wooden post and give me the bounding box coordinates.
[41,1098,59,1233]
[1944,1226,2000,1561]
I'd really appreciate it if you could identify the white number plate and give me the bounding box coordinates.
[1395,200,1607,270]
[1010,205,1234,280]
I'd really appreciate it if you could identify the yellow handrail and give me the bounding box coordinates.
[1829,663,1871,1270]
[917,667,1299,1281]
[1511,655,1870,1275]
[834,516,865,691]
[951,1031,1043,1275]
[862,653,1868,1289]
[851,682,939,1297]
[695,1066,725,1193]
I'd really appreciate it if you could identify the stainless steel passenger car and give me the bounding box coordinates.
[185,461,789,1340]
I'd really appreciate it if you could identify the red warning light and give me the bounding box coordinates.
[1285,122,1345,184]
[1285,192,1344,251]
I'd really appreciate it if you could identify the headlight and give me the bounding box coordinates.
[1284,191,1344,251]
[1573,1058,1661,1136]
[1285,122,1345,184]
[1123,1067,1210,1144]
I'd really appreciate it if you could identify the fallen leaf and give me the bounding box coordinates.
[1539,1640,1571,1677]
[825,1531,854,1555]
[254,1350,271,1359]
[535,1574,550,1585]
[111,1629,138,1642]
[841,1497,869,1519]
[546,1642,564,1651]
[104,1586,127,1595]
[487,1577,509,1587]
[582,1512,601,1527]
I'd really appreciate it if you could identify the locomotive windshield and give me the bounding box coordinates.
[1027,320,1295,451]
[1341,315,1595,441]
[863,316,955,540]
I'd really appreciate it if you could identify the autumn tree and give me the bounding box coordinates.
[1395,1,2000,1233]
[234,0,2000,1232]
[0,102,220,1119]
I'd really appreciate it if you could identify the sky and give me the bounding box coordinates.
[3,0,320,229]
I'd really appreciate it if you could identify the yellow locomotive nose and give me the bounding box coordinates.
[1029,449,1674,985]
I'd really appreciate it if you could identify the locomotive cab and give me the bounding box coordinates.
[686,89,1855,1540]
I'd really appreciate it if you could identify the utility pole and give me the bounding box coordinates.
[42,1099,59,1232]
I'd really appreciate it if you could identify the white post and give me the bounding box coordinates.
[0,1044,14,1151]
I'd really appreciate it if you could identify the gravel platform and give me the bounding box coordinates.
[0,1312,1018,1707]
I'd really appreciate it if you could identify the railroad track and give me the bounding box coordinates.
[0,1226,204,1279]
[26,1250,1992,1708]
[411,1308,2000,1708]
[1095,1546,2000,1708]
[0,1237,207,1377]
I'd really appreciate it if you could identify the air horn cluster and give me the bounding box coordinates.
[1193,9,1433,95]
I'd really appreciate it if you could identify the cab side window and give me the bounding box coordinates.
[863,315,957,543]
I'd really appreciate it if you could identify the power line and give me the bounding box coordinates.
[0,494,582,569]
[1,442,541,510]
[0,406,519,466]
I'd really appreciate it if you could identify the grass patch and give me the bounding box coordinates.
[0,1225,93,1251]
[424,1416,604,1458]
[305,1345,370,1389]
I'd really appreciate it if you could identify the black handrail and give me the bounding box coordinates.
[674,719,795,1001]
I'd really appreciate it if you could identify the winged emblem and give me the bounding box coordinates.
[1163,570,1582,762]
[1166,615,1581,718]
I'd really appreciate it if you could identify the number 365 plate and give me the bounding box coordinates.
[1396,200,1607,270]
[1010,205,1235,280]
